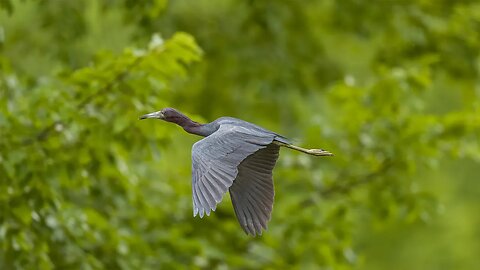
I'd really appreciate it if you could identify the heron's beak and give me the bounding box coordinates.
[139,111,165,120]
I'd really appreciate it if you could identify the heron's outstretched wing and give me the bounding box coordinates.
[229,143,279,236]
[191,124,275,218]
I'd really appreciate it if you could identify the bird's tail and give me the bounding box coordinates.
[274,142,334,156]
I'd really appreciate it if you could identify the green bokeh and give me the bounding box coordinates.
[1,0,479,269]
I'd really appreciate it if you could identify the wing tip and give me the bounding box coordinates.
[193,206,218,218]
[242,227,267,237]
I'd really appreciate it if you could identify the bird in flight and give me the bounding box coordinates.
[140,108,333,236]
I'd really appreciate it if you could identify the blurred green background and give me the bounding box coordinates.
[1,0,479,269]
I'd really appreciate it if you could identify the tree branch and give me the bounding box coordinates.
[20,56,143,146]
[301,159,393,207]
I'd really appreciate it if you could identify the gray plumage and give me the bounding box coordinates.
[191,119,282,235]
[140,108,332,236]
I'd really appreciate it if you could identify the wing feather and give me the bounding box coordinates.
[191,124,275,218]
[198,180,215,211]
[205,172,224,202]
[229,144,280,236]
[230,192,250,234]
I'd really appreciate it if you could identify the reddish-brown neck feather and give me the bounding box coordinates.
[165,111,206,136]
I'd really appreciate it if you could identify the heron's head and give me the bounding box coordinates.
[139,108,185,123]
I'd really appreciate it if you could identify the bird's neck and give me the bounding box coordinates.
[183,122,209,137]
[169,114,211,137]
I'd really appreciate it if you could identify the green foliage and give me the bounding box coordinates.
[1,0,479,269]
[1,24,202,268]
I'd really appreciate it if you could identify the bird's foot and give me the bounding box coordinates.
[307,149,334,156]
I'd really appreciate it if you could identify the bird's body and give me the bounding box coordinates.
[140,108,332,236]
[199,116,291,143]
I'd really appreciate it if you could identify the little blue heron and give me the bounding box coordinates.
[140,108,333,236]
